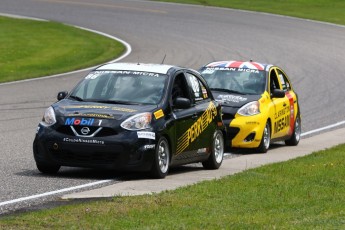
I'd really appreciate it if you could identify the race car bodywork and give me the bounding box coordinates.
[33,63,225,178]
[199,61,301,153]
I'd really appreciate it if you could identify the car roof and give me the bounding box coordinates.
[96,62,176,74]
[204,61,273,71]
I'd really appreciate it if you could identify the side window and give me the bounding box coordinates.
[186,73,209,103]
[172,73,190,102]
[269,69,281,93]
[276,69,291,91]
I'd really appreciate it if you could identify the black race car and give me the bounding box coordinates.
[33,63,225,178]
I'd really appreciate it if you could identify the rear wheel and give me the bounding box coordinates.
[36,162,60,174]
[202,130,224,169]
[257,121,270,153]
[150,137,170,179]
[285,114,301,146]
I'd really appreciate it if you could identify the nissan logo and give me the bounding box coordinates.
[80,127,90,135]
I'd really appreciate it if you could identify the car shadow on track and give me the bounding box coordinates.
[17,144,285,181]
[16,164,206,181]
[228,142,286,155]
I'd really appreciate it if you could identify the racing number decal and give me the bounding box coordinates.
[285,92,295,135]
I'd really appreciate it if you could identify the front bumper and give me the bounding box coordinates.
[224,114,266,149]
[33,124,157,172]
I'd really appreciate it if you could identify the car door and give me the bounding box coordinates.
[276,68,297,137]
[171,72,198,161]
[269,67,291,139]
[184,72,216,157]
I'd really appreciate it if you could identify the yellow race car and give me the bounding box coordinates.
[199,61,301,153]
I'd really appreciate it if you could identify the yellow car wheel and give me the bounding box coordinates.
[257,121,270,153]
[285,114,301,146]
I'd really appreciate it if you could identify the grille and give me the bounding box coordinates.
[55,151,119,164]
[48,142,124,165]
[56,126,117,137]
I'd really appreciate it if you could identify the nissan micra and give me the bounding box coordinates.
[34,63,225,178]
[199,60,301,153]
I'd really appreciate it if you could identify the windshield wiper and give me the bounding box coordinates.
[68,95,84,101]
[210,88,245,95]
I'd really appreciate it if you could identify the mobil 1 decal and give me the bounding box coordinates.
[64,117,105,126]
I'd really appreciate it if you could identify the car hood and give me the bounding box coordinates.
[212,91,261,108]
[53,99,158,122]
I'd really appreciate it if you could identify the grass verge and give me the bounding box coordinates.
[0,16,125,83]
[155,0,345,26]
[1,144,345,229]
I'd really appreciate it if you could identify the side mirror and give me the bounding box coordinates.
[174,97,191,109]
[57,91,68,101]
[271,89,285,98]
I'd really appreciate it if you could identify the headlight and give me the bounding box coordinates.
[41,106,56,126]
[238,101,260,116]
[120,112,152,130]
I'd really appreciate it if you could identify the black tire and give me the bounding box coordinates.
[202,130,224,169]
[36,162,60,174]
[285,115,301,146]
[257,121,271,153]
[150,137,170,179]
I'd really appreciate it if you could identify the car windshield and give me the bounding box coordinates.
[69,70,168,105]
[200,67,266,95]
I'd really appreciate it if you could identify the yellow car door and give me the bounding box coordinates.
[276,68,297,137]
[269,67,291,139]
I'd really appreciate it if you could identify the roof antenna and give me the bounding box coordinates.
[250,59,253,62]
[161,54,166,64]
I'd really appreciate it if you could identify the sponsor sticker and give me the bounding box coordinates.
[65,118,95,126]
[218,95,247,103]
[137,131,156,140]
[63,105,137,113]
[67,113,115,119]
[176,101,217,154]
[143,144,156,150]
[197,148,207,154]
[202,87,208,99]
[154,109,164,120]
[63,137,105,145]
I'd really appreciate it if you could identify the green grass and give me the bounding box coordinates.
[1,1,344,228]
[155,0,345,26]
[0,16,125,83]
[1,144,345,229]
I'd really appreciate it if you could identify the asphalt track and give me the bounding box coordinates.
[0,0,345,215]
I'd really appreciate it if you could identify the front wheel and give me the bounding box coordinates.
[257,121,271,153]
[150,137,170,179]
[202,130,224,169]
[285,115,301,146]
[36,162,60,174]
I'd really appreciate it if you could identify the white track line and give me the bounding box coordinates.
[2,120,345,208]
[1,12,345,209]
[0,14,130,208]
[301,120,345,137]
[0,180,112,207]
